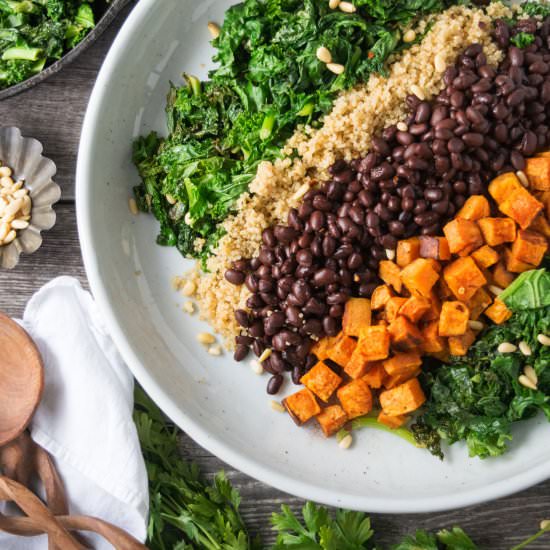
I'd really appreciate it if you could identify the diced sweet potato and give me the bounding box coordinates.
[378,411,408,428]
[379,378,426,416]
[326,334,357,367]
[400,258,440,298]
[283,389,321,425]
[448,329,476,356]
[443,256,487,302]
[371,284,394,310]
[529,214,550,239]
[467,288,492,320]
[383,351,422,377]
[384,367,421,389]
[499,187,544,229]
[511,229,548,266]
[388,315,423,352]
[419,236,451,261]
[484,299,512,325]
[471,244,500,269]
[361,362,386,388]
[399,295,431,323]
[537,151,550,158]
[477,217,516,246]
[457,195,490,221]
[342,298,372,337]
[385,296,408,322]
[540,191,550,219]
[315,405,348,437]
[396,237,421,267]
[300,362,343,402]
[492,261,515,289]
[423,291,441,322]
[379,260,402,293]
[344,349,372,380]
[439,301,470,336]
[337,378,373,420]
[355,325,390,361]
[525,157,550,190]
[489,172,523,204]
[443,218,484,255]
[311,334,341,361]
[421,320,446,354]
[505,248,535,273]
[436,277,453,299]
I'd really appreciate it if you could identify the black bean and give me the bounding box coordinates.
[312,194,332,212]
[233,345,249,362]
[235,309,251,328]
[322,316,338,336]
[414,211,439,227]
[225,269,245,285]
[333,169,354,184]
[267,374,283,395]
[520,130,538,156]
[509,46,524,67]
[506,88,526,107]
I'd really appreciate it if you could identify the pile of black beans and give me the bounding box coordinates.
[226,17,550,395]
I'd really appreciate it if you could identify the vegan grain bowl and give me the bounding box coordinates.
[130,0,550,460]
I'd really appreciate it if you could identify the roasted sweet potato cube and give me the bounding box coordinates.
[448,329,476,356]
[421,320,446,354]
[283,389,321,425]
[423,292,441,321]
[443,257,487,302]
[355,325,390,361]
[385,296,408,322]
[388,315,423,352]
[419,236,451,261]
[505,248,535,273]
[477,217,516,246]
[484,299,512,325]
[384,367,421,389]
[467,288,492,320]
[315,405,348,437]
[344,348,372,379]
[377,411,408,429]
[379,260,402,293]
[361,362,386,389]
[443,218,484,255]
[400,258,440,298]
[326,334,357,367]
[300,362,343,402]
[489,172,523,204]
[457,195,490,221]
[337,378,373,419]
[492,261,515,289]
[511,229,548,266]
[399,295,431,323]
[525,157,550,190]
[342,297,371,338]
[529,214,550,239]
[371,284,394,310]
[396,237,421,267]
[499,187,544,229]
[439,301,470,336]
[436,277,453,299]
[540,191,550,219]
[537,151,550,158]
[379,378,426,416]
[471,245,500,269]
[383,351,422,377]
[311,334,341,361]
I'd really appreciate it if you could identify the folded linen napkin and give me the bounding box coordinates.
[0,277,149,549]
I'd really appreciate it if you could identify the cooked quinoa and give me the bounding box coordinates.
[191,3,513,344]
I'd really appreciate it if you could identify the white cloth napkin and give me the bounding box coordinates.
[0,277,149,549]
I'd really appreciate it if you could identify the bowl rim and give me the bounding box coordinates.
[76,0,550,513]
[0,0,131,102]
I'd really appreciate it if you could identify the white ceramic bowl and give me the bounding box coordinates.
[77,0,550,512]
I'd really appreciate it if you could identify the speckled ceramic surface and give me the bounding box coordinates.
[0,128,60,269]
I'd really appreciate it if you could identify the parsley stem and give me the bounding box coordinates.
[510,525,550,550]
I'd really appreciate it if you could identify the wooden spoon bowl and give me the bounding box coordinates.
[0,312,44,447]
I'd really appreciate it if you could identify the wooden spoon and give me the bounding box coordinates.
[0,312,44,448]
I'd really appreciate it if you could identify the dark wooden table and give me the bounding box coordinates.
[1,6,549,549]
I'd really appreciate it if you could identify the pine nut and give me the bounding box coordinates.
[181,280,196,296]
[0,166,12,178]
[410,84,425,100]
[468,320,484,331]
[396,121,408,132]
[0,223,8,241]
[270,400,286,413]
[516,170,529,187]
[3,229,16,245]
[338,434,353,449]
[21,195,31,216]
[208,344,222,356]
[0,176,13,188]
[518,341,532,356]
[13,188,28,199]
[541,520,550,530]
[339,1,356,12]
[403,29,416,43]
[4,198,22,218]
[434,52,446,72]
[537,334,550,346]
[326,62,345,75]
[207,21,220,39]
[258,348,272,363]
[197,332,216,345]
[251,360,264,375]
[292,183,310,201]
[316,46,332,64]
[385,248,396,260]
[488,285,504,296]
[165,194,177,205]
[518,374,537,391]
[182,301,195,314]
[10,180,22,192]
[11,219,28,230]
[328,0,340,8]
[523,365,538,386]
[497,342,517,353]
[128,197,139,215]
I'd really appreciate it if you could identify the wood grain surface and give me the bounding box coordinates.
[0,5,549,548]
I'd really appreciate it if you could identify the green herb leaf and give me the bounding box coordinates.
[499,269,550,310]
[511,32,535,49]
